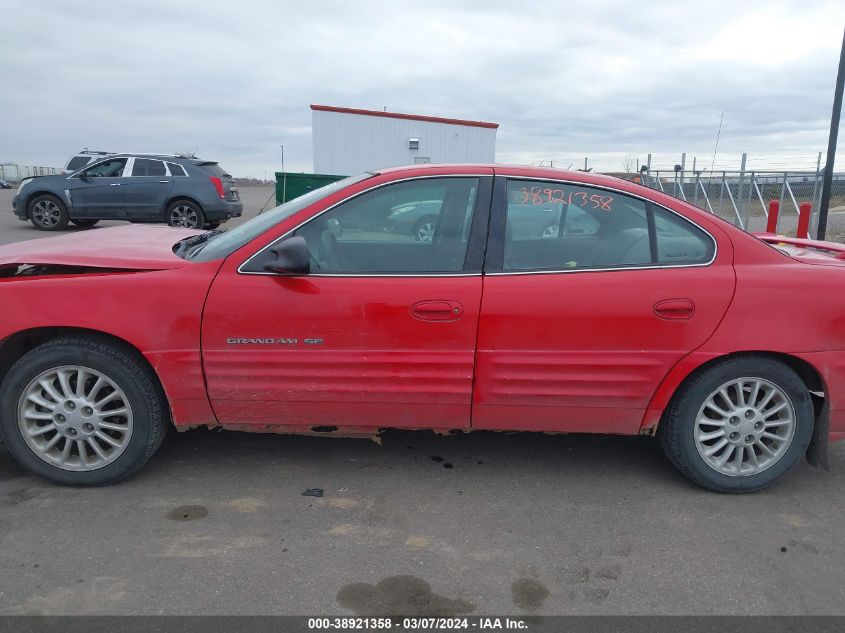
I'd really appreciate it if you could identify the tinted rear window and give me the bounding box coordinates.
[132,158,166,177]
[67,156,92,171]
[167,163,187,177]
[195,162,229,178]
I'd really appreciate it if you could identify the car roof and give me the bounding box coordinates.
[82,153,207,163]
[374,162,630,187]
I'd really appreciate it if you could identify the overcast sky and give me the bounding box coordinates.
[1,0,843,177]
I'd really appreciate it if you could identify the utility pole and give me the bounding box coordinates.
[817,27,845,241]
[280,145,287,204]
[738,152,748,226]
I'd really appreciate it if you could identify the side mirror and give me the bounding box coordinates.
[78,173,91,181]
[264,236,310,275]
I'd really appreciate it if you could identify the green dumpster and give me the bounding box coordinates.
[275,172,345,205]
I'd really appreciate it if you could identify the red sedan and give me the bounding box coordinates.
[1,164,843,492]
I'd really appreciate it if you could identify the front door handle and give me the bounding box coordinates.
[654,298,695,320]
[158,180,171,183]
[109,183,121,187]
[410,300,463,322]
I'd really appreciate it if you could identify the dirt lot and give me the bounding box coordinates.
[1,186,845,615]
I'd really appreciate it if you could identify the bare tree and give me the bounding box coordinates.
[621,154,637,174]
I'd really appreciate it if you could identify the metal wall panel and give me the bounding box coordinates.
[313,110,496,175]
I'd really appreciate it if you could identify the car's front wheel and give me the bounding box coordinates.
[166,200,205,229]
[28,194,69,231]
[0,337,167,486]
[659,356,814,493]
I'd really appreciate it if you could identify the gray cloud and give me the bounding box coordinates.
[1,0,842,176]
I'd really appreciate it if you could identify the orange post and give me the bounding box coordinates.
[766,200,780,234]
[797,202,812,239]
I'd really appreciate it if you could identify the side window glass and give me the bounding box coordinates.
[85,158,127,178]
[504,180,651,271]
[167,163,187,177]
[293,177,479,273]
[652,206,715,265]
[132,159,166,177]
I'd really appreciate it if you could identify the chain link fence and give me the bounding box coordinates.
[0,164,61,182]
[639,170,845,242]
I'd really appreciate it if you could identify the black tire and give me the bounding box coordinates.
[412,215,438,242]
[28,194,70,231]
[166,200,205,229]
[70,219,99,228]
[658,355,814,493]
[0,337,168,486]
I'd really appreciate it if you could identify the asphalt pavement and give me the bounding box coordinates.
[1,186,845,615]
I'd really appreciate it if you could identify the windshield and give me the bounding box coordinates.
[188,173,371,262]
[66,156,93,171]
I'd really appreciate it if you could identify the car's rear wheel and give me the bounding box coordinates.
[70,219,99,228]
[658,356,814,493]
[28,194,69,231]
[166,200,205,229]
[0,338,167,486]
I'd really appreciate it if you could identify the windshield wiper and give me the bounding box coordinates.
[175,230,223,259]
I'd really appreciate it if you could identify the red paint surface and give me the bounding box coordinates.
[0,164,843,444]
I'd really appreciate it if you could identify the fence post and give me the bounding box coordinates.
[767,200,780,233]
[693,172,700,206]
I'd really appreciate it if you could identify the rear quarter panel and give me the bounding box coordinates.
[643,235,845,437]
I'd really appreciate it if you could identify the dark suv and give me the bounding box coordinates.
[12,154,243,230]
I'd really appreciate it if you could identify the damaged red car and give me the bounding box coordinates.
[2,164,845,492]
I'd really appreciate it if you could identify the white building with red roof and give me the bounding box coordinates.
[311,104,498,175]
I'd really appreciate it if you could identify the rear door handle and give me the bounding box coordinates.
[654,298,695,320]
[158,180,171,183]
[109,183,121,187]
[410,300,463,322]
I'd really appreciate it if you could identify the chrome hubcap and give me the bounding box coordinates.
[170,205,198,228]
[18,365,133,472]
[416,222,435,242]
[32,200,60,226]
[694,377,796,477]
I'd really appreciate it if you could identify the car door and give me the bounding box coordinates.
[201,172,492,430]
[472,175,736,434]
[122,158,174,219]
[70,157,128,218]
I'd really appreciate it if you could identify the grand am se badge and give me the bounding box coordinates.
[225,338,324,345]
